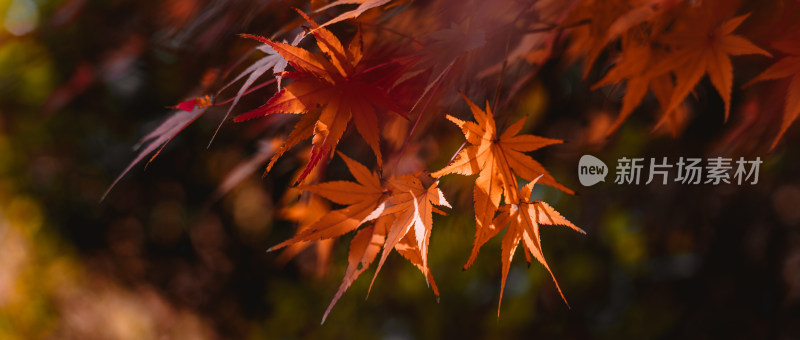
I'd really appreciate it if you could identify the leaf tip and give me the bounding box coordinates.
[769,133,783,151]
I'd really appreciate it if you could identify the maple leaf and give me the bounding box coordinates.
[647,11,771,121]
[321,220,384,324]
[564,0,632,77]
[593,34,685,135]
[649,70,690,137]
[321,213,441,324]
[431,93,571,244]
[576,0,686,135]
[596,8,771,134]
[172,95,213,112]
[208,34,297,146]
[267,152,385,251]
[233,11,405,182]
[267,152,447,323]
[103,98,210,200]
[314,0,393,28]
[605,0,682,43]
[362,172,450,293]
[430,95,578,316]
[490,176,585,316]
[744,39,800,149]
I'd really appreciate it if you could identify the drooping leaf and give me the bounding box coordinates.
[210,138,280,202]
[103,103,209,200]
[314,0,393,28]
[320,210,442,324]
[564,0,633,77]
[209,34,298,145]
[321,221,384,324]
[491,176,585,316]
[362,172,450,293]
[745,39,800,149]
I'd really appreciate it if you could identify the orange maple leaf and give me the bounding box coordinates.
[431,95,579,317]
[268,152,448,323]
[361,172,450,295]
[234,11,406,182]
[647,11,771,121]
[321,212,441,324]
[321,220,383,324]
[491,176,584,316]
[593,34,685,135]
[744,40,800,149]
[431,94,571,251]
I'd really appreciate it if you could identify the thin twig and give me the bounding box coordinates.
[492,36,512,114]
[446,141,467,165]
[358,21,425,46]
[211,78,276,107]
[389,63,453,174]
[523,19,590,34]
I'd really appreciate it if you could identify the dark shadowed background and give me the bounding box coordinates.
[1,0,800,339]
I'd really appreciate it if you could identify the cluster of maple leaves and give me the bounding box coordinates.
[104,0,800,321]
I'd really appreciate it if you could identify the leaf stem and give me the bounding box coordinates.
[212,78,276,107]
[357,21,425,46]
[523,19,590,34]
[492,36,512,114]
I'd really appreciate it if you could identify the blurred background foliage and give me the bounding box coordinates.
[1,0,800,339]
